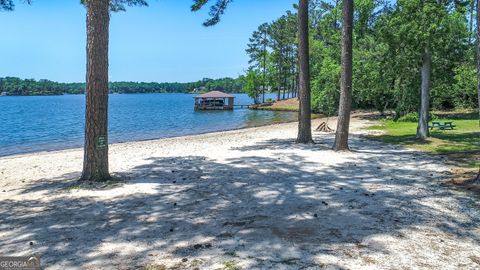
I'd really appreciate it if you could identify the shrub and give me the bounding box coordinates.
[397,112,438,122]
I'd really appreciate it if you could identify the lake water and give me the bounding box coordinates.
[0,93,297,156]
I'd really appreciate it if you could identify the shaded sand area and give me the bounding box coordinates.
[1,115,479,269]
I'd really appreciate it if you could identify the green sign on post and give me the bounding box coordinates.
[96,136,107,149]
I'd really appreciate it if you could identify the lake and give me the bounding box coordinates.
[0,93,297,156]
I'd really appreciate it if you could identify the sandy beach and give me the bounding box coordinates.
[0,115,479,269]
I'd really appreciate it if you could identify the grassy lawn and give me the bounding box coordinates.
[367,119,480,167]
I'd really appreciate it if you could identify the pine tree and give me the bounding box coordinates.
[333,0,354,151]
[80,0,148,181]
[191,0,233,26]
[270,16,289,101]
[477,0,480,125]
[80,0,233,181]
[417,47,431,140]
[285,10,299,99]
[246,23,270,103]
[296,0,313,144]
[0,0,31,11]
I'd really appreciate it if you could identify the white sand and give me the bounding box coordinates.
[0,116,479,270]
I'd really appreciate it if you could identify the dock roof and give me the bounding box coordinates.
[194,91,235,99]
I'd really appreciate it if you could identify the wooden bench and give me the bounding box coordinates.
[429,121,456,130]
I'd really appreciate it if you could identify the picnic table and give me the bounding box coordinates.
[429,121,456,130]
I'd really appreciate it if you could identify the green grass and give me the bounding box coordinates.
[367,119,480,154]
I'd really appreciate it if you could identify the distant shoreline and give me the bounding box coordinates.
[0,92,248,97]
[0,77,245,96]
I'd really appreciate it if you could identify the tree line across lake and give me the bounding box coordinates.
[0,77,245,96]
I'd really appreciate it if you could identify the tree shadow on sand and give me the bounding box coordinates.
[1,137,480,269]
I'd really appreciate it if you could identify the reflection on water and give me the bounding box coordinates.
[0,93,297,156]
[243,110,298,128]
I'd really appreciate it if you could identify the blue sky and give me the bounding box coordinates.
[0,0,296,83]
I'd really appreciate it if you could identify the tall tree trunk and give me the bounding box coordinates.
[470,0,475,44]
[477,0,480,126]
[291,55,297,98]
[333,0,354,151]
[81,0,111,181]
[277,66,281,101]
[290,51,295,99]
[334,0,339,29]
[262,56,266,103]
[262,32,267,103]
[295,70,300,100]
[277,82,281,100]
[416,48,431,140]
[262,83,265,103]
[296,0,313,144]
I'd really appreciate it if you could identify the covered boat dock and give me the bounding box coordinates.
[194,91,235,111]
